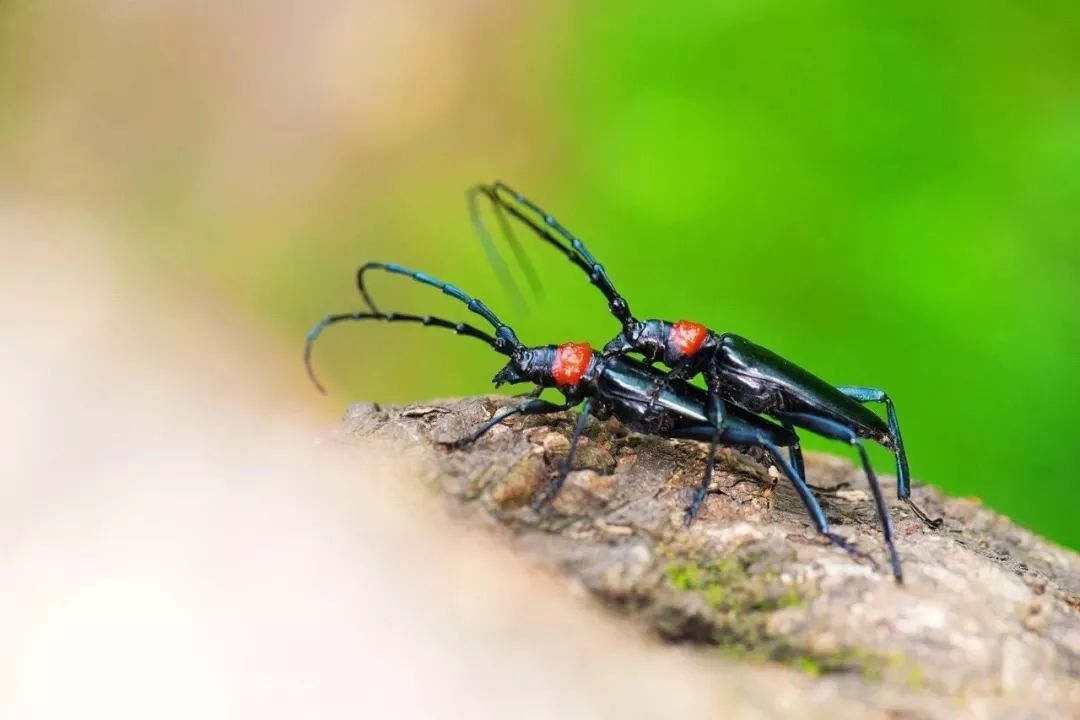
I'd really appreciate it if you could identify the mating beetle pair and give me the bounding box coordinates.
[307,183,939,583]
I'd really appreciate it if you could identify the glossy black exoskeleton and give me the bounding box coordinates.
[308,262,873,571]
[466,182,943,582]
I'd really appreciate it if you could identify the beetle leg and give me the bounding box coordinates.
[534,398,594,511]
[774,411,904,584]
[513,384,545,399]
[780,420,806,481]
[681,390,739,523]
[682,396,727,525]
[836,386,942,529]
[684,426,723,525]
[439,398,570,451]
[667,421,876,570]
[644,355,695,413]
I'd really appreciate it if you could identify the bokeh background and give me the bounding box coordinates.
[4,1,1078,549]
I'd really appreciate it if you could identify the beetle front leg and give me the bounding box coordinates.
[438,398,570,451]
[513,385,545,399]
[643,356,695,412]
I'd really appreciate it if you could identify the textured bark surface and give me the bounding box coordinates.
[333,396,1080,719]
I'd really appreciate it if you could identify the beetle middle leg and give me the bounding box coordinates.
[642,355,695,405]
[533,398,595,511]
[682,393,728,525]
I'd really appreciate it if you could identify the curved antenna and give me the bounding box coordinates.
[467,186,543,306]
[466,187,531,313]
[471,182,637,328]
[304,311,501,394]
[492,195,543,297]
[354,262,522,354]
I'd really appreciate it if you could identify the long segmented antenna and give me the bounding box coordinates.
[491,194,543,297]
[465,188,535,313]
[304,311,501,394]
[354,262,522,355]
[467,186,543,307]
[470,182,637,328]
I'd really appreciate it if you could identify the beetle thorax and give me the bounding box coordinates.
[551,342,593,388]
[669,320,709,357]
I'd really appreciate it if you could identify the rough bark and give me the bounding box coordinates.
[332,396,1080,719]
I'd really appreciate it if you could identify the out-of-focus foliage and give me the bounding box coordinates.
[3,1,1078,548]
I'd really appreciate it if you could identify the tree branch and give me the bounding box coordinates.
[332,396,1080,718]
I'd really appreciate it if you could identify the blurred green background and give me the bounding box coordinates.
[3,2,1078,548]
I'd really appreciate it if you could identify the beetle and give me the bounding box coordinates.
[308,261,891,577]
[465,182,942,568]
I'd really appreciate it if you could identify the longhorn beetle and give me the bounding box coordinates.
[308,262,893,578]
[465,182,942,555]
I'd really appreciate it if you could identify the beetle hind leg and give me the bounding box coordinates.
[774,411,904,584]
[837,386,942,529]
[667,424,878,572]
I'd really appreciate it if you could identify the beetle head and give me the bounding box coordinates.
[493,343,594,390]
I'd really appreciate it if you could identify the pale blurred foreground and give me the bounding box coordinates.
[0,206,857,719]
